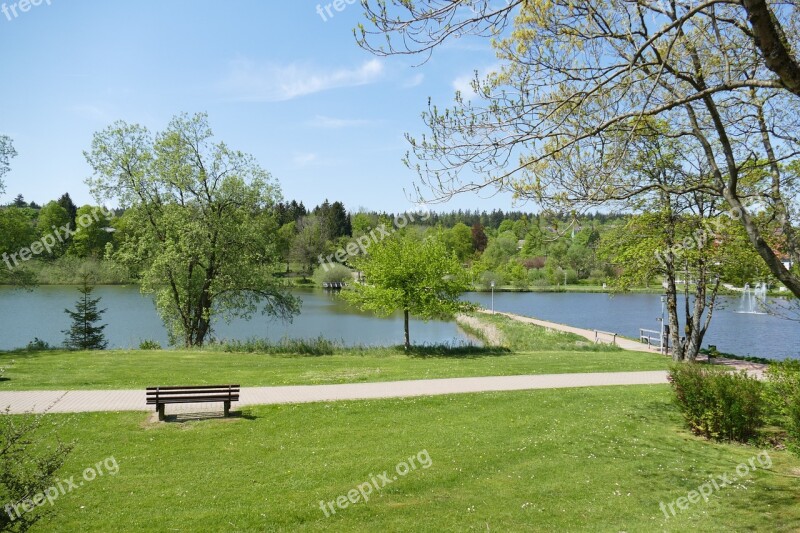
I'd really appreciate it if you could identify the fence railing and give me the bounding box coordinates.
[639,328,662,348]
[594,329,618,346]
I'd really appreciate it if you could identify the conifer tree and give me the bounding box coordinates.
[63,276,108,350]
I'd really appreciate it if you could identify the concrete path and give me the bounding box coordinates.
[485,310,768,375]
[481,310,660,352]
[0,371,669,415]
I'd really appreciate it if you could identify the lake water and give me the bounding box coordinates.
[0,286,472,351]
[0,286,797,360]
[467,292,799,361]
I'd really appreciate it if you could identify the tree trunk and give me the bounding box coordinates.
[404,309,410,351]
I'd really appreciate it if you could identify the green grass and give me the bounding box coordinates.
[21,385,800,531]
[0,314,668,390]
[0,347,668,390]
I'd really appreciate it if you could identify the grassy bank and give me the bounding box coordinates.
[22,385,800,531]
[0,314,669,391]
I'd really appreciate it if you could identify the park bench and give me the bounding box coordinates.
[146,385,240,421]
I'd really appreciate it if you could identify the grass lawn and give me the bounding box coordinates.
[0,315,668,390]
[22,385,800,532]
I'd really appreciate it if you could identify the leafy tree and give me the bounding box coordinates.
[68,205,112,258]
[36,202,71,258]
[276,221,296,272]
[63,276,108,350]
[0,135,16,197]
[291,215,328,277]
[351,212,375,236]
[342,234,473,350]
[471,222,487,252]
[84,112,299,347]
[357,0,800,298]
[481,231,519,269]
[442,222,473,261]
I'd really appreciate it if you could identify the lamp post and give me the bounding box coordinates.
[659,295,666,354]
[490,280,495,314]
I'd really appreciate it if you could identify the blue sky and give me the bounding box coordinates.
[0,0,520,212]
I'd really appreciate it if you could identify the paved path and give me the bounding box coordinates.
[485,310,768,375]
[0,371,669,415]
[481,310,660,352]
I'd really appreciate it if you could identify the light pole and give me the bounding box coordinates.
[490,280,495,314]
[659,295,666,354]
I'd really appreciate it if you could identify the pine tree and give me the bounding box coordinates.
[63,278,108,350]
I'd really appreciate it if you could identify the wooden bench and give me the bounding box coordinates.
[146,385,240,421]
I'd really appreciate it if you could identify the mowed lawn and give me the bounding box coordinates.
[0,314,669,391]
[25,385,800,532]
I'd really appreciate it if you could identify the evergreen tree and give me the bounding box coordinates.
[63,277,108,350]
[57,193,78,230]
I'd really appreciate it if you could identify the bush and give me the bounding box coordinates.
[26,338,50,351]
[479,271,505,290]
[1,410,73,532]
[138,340,162,350]
[312,263,353,285]
[765,360,800,453]
[668,363,764,442]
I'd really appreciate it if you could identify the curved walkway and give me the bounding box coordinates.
[485,310,768,375]
[0,371,669,414]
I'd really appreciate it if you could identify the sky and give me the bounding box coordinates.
[0,0,521,213]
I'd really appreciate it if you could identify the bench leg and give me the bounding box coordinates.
[224,401,230,417]
[157,404,165,421]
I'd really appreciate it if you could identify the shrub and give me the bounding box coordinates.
[1,409,73,532]
[312,263,353,285]
[138,340,162,350]
[765,360,800,453]
[668,363,764,442]
[479,271,504,290]
[26,338,50,351]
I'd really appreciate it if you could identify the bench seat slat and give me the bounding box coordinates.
[147,389,239,397]
[146,397,239,405]
[146,385,239,391]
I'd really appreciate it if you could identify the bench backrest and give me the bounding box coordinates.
[146,385,240,402]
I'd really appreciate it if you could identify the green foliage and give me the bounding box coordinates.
[219,336,340,356]
[765,361,800,453]
[85,112,298,346]
[0,410,73,532]
[35,202,71,258]
[342,234,474,348]
[63,277,108,351]
[138,340,162,350]
[441,222,473,261]
[68,205,113,258]
[312,263,352,285]
[668,364,764,442]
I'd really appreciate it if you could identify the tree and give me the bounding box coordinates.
[291,215,328,277]
[63,276,108,350]
[442,222,473,261]
[357,1,800,298]
[68,205,112,258]
[342,234,473,350]
[12,195,26,208]
[276,221,296,272]
[84,112,299,347]
[471,222,487,252]
[56,193,78,230]
[36,201,71,258]
[0,135,15,198]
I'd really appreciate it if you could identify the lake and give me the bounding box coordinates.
[0,286,797,359]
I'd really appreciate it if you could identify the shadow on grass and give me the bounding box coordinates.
[157,410,258,424]
[400,344,512,359]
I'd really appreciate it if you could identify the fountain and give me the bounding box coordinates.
[738,282,768,314]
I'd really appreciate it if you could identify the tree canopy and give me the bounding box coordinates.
[342,233,473,349]
[84,112,299,346]
[357,0,800,298]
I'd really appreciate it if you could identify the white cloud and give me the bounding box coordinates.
[308,115,373,129]
[292,152,319,166]
[220,58,385,102]
[402,73,425,88]
[452,73,478,99]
